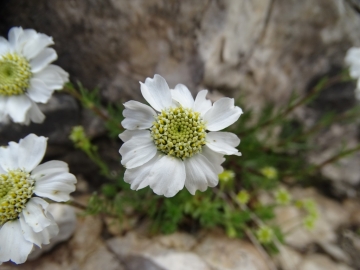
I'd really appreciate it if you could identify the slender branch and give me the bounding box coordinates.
[64,86,111,122]
[239,74,345,137]
[67,199,87,211]
[67,199,119,219]
[276,108,360,148]
[311,144,360,172]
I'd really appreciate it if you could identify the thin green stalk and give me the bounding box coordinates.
[310,144,360,173]
[239,74,346,137]
[64,85,123,130]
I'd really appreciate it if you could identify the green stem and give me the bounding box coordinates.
[239,74,346,137]
[64,85,123,130]
[310,144,360,173]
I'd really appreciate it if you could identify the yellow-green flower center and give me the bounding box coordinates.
[0,169,35,225]
[0,53,32,96]
[150,107,206,159]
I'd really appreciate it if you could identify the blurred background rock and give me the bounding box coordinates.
[1,0,360,193]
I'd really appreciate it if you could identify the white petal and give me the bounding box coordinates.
[28,101,45,124]
[345,47,360,65]
[124,154,162,190]
[6,95,32,124]
[17,134,47,171]
[119,130,149,142]
[8,27,23,49]
[345,48,360,78]
[202,145,225,174]
[32,160,69,179]
[148,155,186,197]
[119,132,157,169]
[206,132,241,156]
[0,141,19,171]
[0,37,10,55]
[121,100,157,130]
[0,97,7,122]
[350,65,360,78]
[33,64,69,90]
[27,78,54,103]
[171,84,194,108]
[356,79,360,100]
[0,219,33,264]
[19,214,42,247]
[14,28,37,54]
[22,198,52,233]
[204,98,243,131]
[140,74,172,111]
[19,212,58,247]
[184,153,219,195]
[0,164,6,174]
[30,48,57,73]
[38,223,59,245]
[22,33,54,60]
[34,172,77,202]
[193,90,212,117]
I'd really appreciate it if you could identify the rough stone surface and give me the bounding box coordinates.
[298,254,354,270]
[106,231,270,270]
[193,233,270,270]
[276,247,355,270]
[106,232,210,270]
[1,0,360,106]
[271,187,349,249]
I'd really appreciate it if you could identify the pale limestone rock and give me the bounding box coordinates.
[2,0,360,105]
[154,232,197,251]
[276,247,354,270]
[258,187,349,249]
[318,242,351,264]
[193,233,269,270]
[299,254,354,270]
[106,232,210,270]
[153,252,210,270]
[273,187,349,249]
[343,199,360,226]
[275,246,303,270]
[308,124,360,193]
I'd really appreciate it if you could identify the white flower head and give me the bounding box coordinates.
[0,134,77,264]
[0,26,69,125]
[119,74,242,197]
[345,47,360,100]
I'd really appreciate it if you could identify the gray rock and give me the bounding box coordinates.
[2,0,360,105]
[106,233,209,270]
[193,232,269,270]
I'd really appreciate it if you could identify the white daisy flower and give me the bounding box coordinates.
[0,26,69,125]
[345,47,360,100]
[0,134,77,264]
[119,74,242,197]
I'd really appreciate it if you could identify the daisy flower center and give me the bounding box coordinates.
[0,53,32,96]
[0,169,35,225]
[150,107,206,159]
